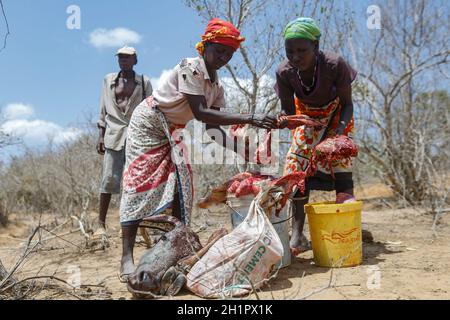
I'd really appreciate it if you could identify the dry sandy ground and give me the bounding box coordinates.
[1,183,449,300]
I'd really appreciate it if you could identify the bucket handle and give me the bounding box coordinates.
[225,201,246,219]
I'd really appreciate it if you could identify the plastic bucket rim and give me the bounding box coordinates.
[305,200,363,215]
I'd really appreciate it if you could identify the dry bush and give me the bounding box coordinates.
[0,131,103,219]
[351,0,450,212]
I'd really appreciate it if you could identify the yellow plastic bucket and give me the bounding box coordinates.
[305,201,363,268]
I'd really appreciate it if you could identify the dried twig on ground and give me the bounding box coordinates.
[70,215,90,240]
[0,225,41,289]
[0,216,113,300]
[297,268,336,300]
[0,258,16,292]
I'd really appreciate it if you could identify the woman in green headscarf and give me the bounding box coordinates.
[275,17,359,255]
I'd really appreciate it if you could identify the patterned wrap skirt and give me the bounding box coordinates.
[284,96,355,192]
[119,97,193,225]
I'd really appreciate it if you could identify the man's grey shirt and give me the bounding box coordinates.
[97,72,153,150]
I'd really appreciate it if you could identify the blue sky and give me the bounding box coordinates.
[0,0,204,125]
[0,1,370,150]
[0,0,210,161]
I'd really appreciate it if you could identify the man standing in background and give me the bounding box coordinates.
[95,46,153,239]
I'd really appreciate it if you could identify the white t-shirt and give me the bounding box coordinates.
[153,56,226,125]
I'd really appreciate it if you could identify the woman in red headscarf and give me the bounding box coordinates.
[118,18,278,281]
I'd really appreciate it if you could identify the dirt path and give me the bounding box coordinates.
[1,187,449,300]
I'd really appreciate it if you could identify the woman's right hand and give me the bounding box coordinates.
[249,114,278,130]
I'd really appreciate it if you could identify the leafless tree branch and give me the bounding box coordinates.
[0,0,10,53]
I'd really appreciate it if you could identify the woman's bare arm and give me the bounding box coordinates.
[336,84,354,134]
[184,94,278,130]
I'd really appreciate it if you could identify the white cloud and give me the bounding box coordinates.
[2,103,34,120]
[89,27,142,48]
[1,103,83,146]
[1,119,82,145]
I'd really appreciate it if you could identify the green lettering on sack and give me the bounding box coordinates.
[242,246,267,276]
[236,245,269,285]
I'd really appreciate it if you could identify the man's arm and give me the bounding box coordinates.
[97,78,107,155]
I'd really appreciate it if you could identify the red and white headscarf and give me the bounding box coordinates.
[196,18,245,55]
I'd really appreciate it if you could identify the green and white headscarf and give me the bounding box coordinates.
[284,17,321,41]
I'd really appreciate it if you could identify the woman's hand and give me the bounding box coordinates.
[276,111,289,129]
[250,114,278,130]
